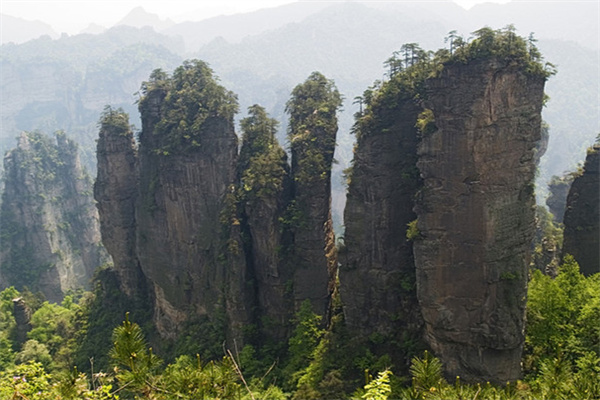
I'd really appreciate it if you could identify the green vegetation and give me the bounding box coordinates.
[286,71,343,185]
[354,26,553,143]
[525,255,600,377]
[0,130,93,291]
[138,59,238,155]
[238,105,289,201]
[531,205,564,274]
[406,220,421,241]
[98,105,131,133]
[0,254,598,398]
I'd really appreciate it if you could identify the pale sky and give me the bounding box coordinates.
[1,0,511,35]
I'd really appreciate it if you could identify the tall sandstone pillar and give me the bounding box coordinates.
[414,59,546,382]
[135,62,244,339]
[286,72,342,318]
[95,108,144,296]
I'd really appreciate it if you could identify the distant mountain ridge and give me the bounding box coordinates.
[1,1,597,232]
[0,14,58,44]
[115,6,175,31]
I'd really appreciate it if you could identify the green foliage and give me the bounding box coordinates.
[171,313,226,362]
[0,361,53,400]
[27,300,78,371]
[109,313,163,397]
[0,288,18,371]
[284,300,325,388]
[408,350,444,393]
[449,26,555,78]
[160,354,242,399]
[362,369,392,400]
[286,72,342,185]
[525,255,600,382]
[73,265,153,373]
[406,219,421,241]
[0,336,15,372]
[15,340,53,370]
[239,105,288,202]
[139,59,239,155]
[286,72,343,133]
[415,109,436,136]
[98,105,130,133]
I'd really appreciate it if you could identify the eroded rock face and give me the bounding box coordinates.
[546,174,573,224]
[95,66,341,347]
[12,297,32,347]
[414,59,546,382]
[0,132,108,302]
[286,72,342,319]
[340,97,423,348]
[136,114,242,339]
[237,105,294,341]
[290,125,338,318]
[94,109,144,296]
[562,144,599,276]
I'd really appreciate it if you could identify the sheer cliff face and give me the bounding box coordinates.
[238,105,293,340]
[340,96,423,345]
[94,109,144,296]
[286,72,342,318]
[562,145,599,276]
[95,66,341,345]
[414,59,546,382]
[136,66,241,338]
[0,132,108,302]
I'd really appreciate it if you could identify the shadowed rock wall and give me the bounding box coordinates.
[562,144,599,276]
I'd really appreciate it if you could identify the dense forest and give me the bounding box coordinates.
[0,24,598,399]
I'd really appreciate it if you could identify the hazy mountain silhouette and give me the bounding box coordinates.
[1,14,58,44]
[115,6,175,32]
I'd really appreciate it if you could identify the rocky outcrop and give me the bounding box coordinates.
[135,62,244,340]
[414,58,546,382]
[340,91,423,352]
[0,131,108,302]
[94,108,144,296]
[287,72,342,318]
[95,65,342,347]
[546,172,574,223]
[12,297,32,348]
[237,105,293,341]
[562,144,599,276]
